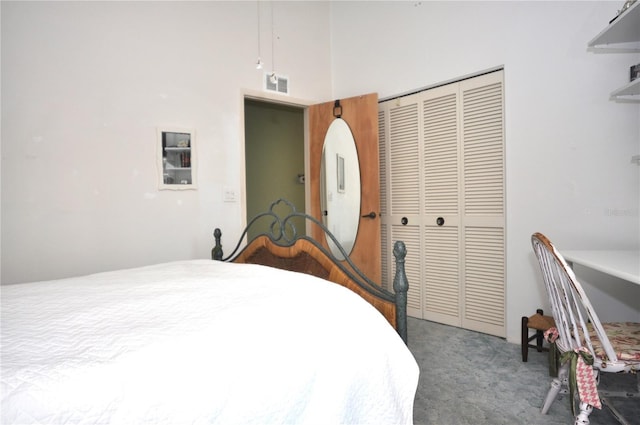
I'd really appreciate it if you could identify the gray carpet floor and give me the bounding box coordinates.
[407,317,639,425]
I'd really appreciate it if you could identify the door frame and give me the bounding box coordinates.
[240,88,314,233]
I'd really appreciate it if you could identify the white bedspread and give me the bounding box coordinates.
[1,260,418,424]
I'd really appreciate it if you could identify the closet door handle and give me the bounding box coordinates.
[436,217,445,226]
[361,212,377,219]
[401,217,408,225]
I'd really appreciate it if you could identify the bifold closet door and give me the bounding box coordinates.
[380,70,505,337]
[421,82,463,328]
[458,72,505,337]
[379,93,424,320]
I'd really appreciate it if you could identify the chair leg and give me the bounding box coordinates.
[521,316,528,362]
[535,309,545,352]
[536,329,545,352]
[542,363,568,415]
[574,401,593,425]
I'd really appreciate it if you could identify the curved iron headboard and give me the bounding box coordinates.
[211,198,409,343]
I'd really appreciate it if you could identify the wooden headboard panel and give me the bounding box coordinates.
[232,235,398,330]
[234,239,330,280]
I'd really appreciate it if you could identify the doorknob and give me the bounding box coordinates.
[436,217,445,226]
[361,211,377,219]
[401,217,408,225]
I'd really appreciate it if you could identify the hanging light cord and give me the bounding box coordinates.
[256,1,262,69]
[270,1,277,82]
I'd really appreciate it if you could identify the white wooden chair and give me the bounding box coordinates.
[531,232,640,425]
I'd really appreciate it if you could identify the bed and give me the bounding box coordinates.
[1,199,418,424]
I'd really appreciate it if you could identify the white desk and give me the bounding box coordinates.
[562,250,640,286]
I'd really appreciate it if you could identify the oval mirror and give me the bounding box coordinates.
[320,118,361,260]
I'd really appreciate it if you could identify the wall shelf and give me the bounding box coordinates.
[157,128,197,189]
[588,1,640,50]
[610,77,640,101]
[588,1,640,164]
[588,0,640,102]
[587,1,640,101]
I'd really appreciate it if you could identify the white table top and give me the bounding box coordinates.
[562,250,640,286]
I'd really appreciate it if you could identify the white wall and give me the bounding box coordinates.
[329,1,640,343]
[1,1,332,283]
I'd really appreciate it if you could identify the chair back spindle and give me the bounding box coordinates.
[531,233,617,364]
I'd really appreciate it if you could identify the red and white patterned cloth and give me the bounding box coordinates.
[574,347,601,409]
[545,327,601,410]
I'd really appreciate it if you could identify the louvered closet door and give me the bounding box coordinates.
[379,108,390,291]
[421,83,462,328]
[379,70,505,337]
[379,93,423,318]
[460,71,505,336]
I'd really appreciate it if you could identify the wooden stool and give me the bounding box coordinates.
[521,309,555,362]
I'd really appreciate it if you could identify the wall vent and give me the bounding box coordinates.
[264,73,289,95]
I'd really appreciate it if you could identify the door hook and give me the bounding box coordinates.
[333,100,342,118]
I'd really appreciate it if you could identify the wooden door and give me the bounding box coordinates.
[308,93,381,283]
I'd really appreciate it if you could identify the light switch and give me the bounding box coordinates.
[223,186,236,202]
